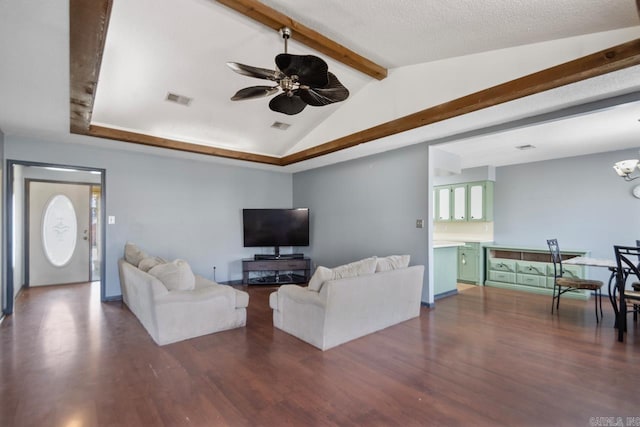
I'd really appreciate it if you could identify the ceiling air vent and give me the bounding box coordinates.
[271,121,291,130]
[515,144,536,150]
[165,92,192,106]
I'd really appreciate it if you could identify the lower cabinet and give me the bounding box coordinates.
[457,242,489,285]
[484,245,589,300]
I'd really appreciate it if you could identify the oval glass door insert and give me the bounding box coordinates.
[42,194,78,267]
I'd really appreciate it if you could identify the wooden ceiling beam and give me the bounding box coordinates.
[69,0,112,134]
[89,126,283,166]
[281,38,640,165]
[214,0,387,80]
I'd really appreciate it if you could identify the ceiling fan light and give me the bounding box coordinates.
[614,159,639,174]
[613,164,627,177]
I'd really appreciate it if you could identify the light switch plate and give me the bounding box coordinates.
[108,216,116,225]
[416,219,424,228]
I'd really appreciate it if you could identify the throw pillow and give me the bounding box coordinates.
[307,257,377,292]
[307,266,334,292]
[124,242,148,267]
[148,259,195,291]
[375,255,411,272]
[138,256,166,273]
[331,256,377,279]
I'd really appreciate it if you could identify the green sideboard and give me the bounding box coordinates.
[484,244,590,300]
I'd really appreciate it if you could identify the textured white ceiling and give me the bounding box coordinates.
[261,0,640,67]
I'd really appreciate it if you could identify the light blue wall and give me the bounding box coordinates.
[494,147,640,283]
[4,135,292,298]
[292,143,430,298]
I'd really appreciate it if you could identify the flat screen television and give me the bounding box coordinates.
[243,208,309,257]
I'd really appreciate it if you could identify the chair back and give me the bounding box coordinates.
[547,239,563,278]
[614,245,640,289]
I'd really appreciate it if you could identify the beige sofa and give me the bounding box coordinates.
[118,244,249,345]
[269,256,424,350]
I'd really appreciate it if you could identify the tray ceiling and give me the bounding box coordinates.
[77,0,640,169]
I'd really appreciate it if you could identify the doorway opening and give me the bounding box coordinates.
[3,160,107,315]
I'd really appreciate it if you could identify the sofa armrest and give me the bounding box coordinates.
[271,284,326,310]
[119,259,168,299]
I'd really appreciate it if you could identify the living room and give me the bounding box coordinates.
[2,0,640,425]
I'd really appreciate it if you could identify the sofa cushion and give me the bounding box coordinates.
[376,255,411,272]
[307,257,377,292]
[138,256,166,273]
[124,242,148,267]
[148,259,196,291]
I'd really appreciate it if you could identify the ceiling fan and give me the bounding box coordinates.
[227,27,349,115]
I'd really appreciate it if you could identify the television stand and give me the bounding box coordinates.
[242,258,312,285]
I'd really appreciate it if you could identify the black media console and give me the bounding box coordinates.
[242,257,312,285]
[254,253,304,260]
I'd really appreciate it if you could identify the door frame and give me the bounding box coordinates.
[24,179,96,287]
[3,160,107,315]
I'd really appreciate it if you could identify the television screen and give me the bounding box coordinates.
[243,208,309,247]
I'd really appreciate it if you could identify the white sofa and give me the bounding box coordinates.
[269,257,424,350]
[118,249,249,345]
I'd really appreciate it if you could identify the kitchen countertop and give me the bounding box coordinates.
[483,243,588,253]
[433,237,494,243]
[433,241,466,249]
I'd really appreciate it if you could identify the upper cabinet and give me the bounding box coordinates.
[452,184,467,221]
[435,186,452,221]
[434,181,494,222]
[468,181,493,221]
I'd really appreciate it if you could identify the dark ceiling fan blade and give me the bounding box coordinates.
[269,92,307,115]
[230,86,279,101]
[275,54,329,87]
[226,62,284,81]
[298,72,349,106]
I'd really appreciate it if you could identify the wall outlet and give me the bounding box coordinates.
[108,215,116,224]
[416,219,424,228]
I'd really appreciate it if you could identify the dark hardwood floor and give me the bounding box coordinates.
[1,282,638,426]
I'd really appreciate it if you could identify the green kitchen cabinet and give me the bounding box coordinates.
[434,181,493,222]
[468,181,493,222]
[457,242,490,285]
[451,184,467,221]
[434,246,459,298]
[434,185,452,221]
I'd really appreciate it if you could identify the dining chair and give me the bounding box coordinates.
[633,240,640,293]
[613,245,640,342]
[547,239,603,322]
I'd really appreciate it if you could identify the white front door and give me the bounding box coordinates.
[28,181,91,286]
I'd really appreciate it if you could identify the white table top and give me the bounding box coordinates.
[563,256,617,268]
